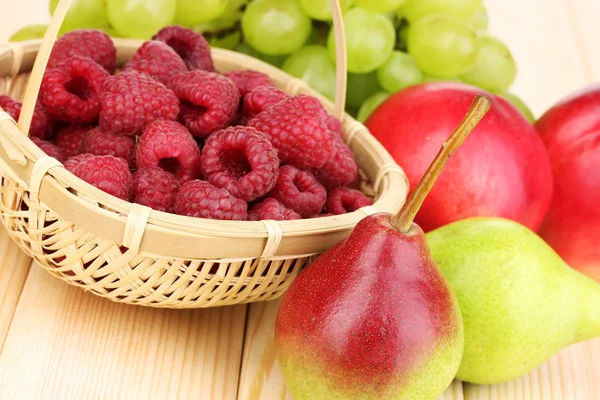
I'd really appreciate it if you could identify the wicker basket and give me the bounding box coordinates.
[0,0,409,308]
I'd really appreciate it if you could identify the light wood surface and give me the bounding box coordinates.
[0,0,599,399]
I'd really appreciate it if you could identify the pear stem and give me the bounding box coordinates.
[390,94,492,233]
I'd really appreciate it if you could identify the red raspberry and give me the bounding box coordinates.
[48,30,117,73]
[54,124,92,159]
[100,71,180,136]
[30,137,64,163]
[267,165,326,218]
[312,137,358,190]
[175,180,247,221]
[327,187,372,215]
[152,26,214,71]
[326,115,344,139]
[82,127,136,168]
[132,167,181,213]
[224,70,275,97]
[248,198,301,221]
[137,120,202,183]
[123,40,187,86]
[201,126,279,201]
[40,56,109,123]
[0,95,55,140]
[65,154,132,200]
[242,85,289,120]
[248,95,334,169]
[170,71,239,138]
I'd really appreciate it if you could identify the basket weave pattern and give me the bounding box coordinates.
[0,34,408,308]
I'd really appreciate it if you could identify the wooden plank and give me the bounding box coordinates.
[0,226,31,349]
[567,0,600,80]
[0,265,247,400]
[463,339,600,400]
[486,0,590,116]
[237,300,464,400]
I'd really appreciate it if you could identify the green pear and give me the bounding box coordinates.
[426,217,600,385]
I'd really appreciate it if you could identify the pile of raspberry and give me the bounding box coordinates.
[7,27,372,222]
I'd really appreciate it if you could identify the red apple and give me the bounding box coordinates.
[535,85,600,281]
[365,82,553,232]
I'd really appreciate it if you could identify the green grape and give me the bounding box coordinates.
[220,0,249,20]
[208,31,242,50]
[297,0,353,21]
[400,0,482,22]
[192,13,240,50]
[346,72,383,109]
[358,92,390,123]
[469,6,489,31]
[99,26,121,38]
[107,0,176,39]
[283,46,336,100]
[460,35,517,92]
[9,24,47,42]
[236,42,286,68]
[421,74,463,83]
[242,0,312,56]
[327,8,396,74]
[354,0,406,13]
[376,51,423,93]
[407,15,479,78]
[50,0,110,33]
[174,0,228,26]
[498,92,535,123]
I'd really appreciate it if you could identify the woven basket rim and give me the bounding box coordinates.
[0,40,409,260]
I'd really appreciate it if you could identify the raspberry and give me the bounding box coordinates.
[30,137,64,163]
[312,138,358,190]
[100,71,180,136]
[248,95,334,169]
[201,126,279,201]
[65,154,132,200]
[170,71,239,138]
[224,70,275,97]
[48,30,117,73]
[54,124,92,159]
[326,115,344,139]
[132,167,181,213]
[327,187,372,215]
[82,127,136,168]
[123,40,187,86]
[248,198,301,221]
[242,85,289,119]
[266,165,326,218]
[0,95,55,140]
[175,180,247,220]
[40,56,109,124]
[152,26,214,71]
[137,120,202,183]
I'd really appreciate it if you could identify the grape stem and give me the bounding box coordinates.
[390,94,492,233]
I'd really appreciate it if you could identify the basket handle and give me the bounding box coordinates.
[17,0,72,137]
[17,0,348,135]
[328,0,348,119]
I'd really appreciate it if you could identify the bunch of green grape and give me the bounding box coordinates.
[10,0,534,123]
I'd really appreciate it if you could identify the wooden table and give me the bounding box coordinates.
[0,0,599,399]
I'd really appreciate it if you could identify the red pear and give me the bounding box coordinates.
[275,95,492,399]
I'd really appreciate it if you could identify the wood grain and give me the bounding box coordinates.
[237,300,465,400]
[0,227,31,349]
[463,339,600,400]
[486,0,591,116]
[566,0,600,81]
[0,266,247,400]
